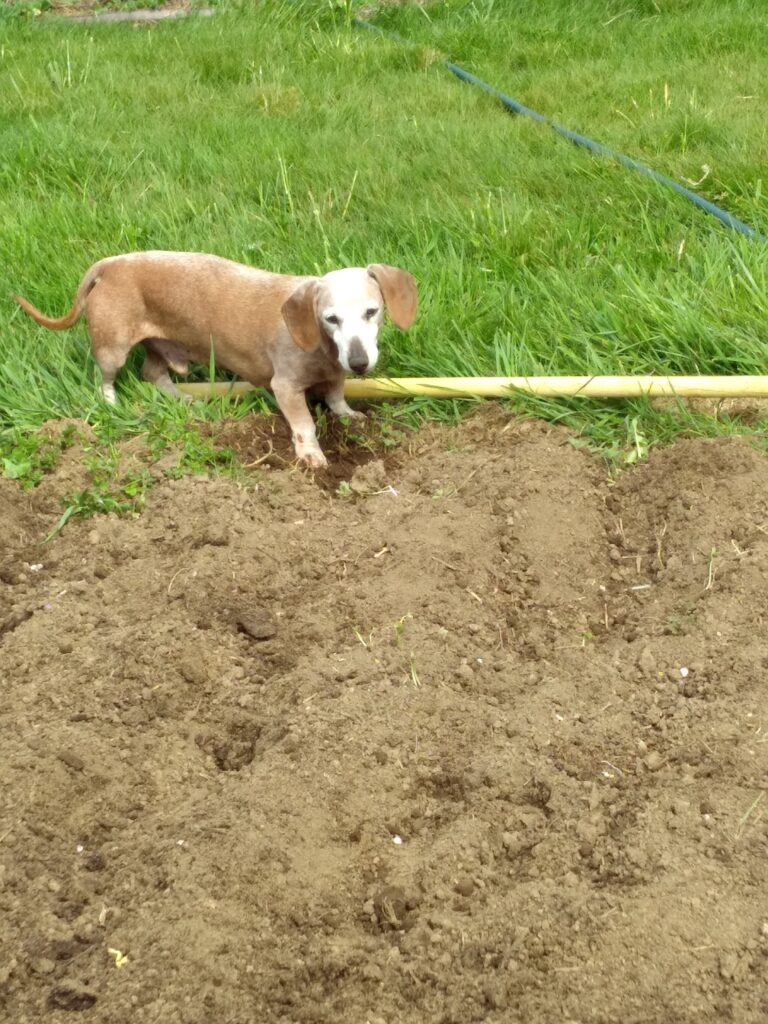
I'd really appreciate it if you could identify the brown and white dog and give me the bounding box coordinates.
[14,252,418,468]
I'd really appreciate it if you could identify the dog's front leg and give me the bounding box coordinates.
[323,379,366,420]
[271,379,327,469]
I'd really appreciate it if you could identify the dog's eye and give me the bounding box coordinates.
[324,313,340,326]
[364,307,379,321]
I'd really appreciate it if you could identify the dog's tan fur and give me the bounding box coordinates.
[14,252,417,467]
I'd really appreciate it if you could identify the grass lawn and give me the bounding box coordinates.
[1,0,767,484]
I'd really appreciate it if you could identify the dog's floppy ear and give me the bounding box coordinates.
[282,279,322,352]
[367,264,418,330]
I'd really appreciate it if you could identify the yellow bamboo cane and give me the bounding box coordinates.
[178,376,768,401]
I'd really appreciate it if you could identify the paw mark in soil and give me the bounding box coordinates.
[369,885,418,932]
[0,606,34,637]
[48,979,97,1011]
[523,777,552,813]
[196,719,289,771]
[415,768,473,802]
[196,726,258,772]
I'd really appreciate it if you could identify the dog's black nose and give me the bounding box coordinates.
[348,339,369,375]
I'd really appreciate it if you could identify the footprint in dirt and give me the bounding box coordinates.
[195,718,288,771]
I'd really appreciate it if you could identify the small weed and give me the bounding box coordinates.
[570,415,651,468]
[734,791,765,840]
[1,424,80,488]
[392,612,412,647]
[32,418,245,541]
[705,546,720,590]
[45,447,152,541]
[341,415,408,456]
[329,0,358,31]
[663,606,697,635]
[352,624,373,648]
[148,431,239,480]
[624,418,650,466]
[1,1,53,19]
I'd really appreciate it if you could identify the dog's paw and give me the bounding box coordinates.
[329,404,366,421]
[297,448,328,470]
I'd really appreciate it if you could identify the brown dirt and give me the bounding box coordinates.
[1,407,767,1024]
[40,1,204,15]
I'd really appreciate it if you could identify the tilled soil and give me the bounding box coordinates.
[1,408,767,1023]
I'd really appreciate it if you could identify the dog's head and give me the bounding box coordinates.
[281,264,417,374]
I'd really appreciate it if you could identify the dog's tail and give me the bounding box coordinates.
[13,267,100,331]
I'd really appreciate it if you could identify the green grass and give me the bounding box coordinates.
[2,0,768,488]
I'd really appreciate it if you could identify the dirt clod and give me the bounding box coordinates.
[56,751,85,772]
[234,611,277,640]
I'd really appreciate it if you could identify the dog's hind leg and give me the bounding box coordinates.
[92,343,131,405]
[141,341,191,401]
[87,307,138,404]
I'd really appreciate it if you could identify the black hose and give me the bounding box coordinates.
[355,18,764,241]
